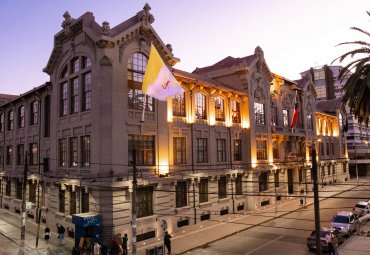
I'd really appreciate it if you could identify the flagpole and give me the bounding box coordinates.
[141,95,147,122]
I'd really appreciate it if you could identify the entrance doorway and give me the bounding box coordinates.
[287,169,294,194]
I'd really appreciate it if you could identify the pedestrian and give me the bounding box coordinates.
[44,226,50,246]
[109,239,120,255]
[122,234,128,255]
[332,235,339,255]
[164,231,172,255]
[94,242,101,255]
[57,223,66,245]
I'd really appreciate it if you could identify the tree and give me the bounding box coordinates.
[333,11,370,124]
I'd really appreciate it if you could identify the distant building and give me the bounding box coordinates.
[0,4,349,248]
[300,65,370,177]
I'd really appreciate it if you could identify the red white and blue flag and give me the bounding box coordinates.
[290,95,299,128]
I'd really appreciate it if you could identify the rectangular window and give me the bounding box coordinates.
[320,143,324,156]
[231,101,241,124]
[256,140,267,160]
[82,72,92,111]
[196,138,208,163]
[18,106,25,128]
[271,106,277,126]
[70,187,76,215]
[173,137,186,164]
[172,92,186,117]
[235,173,243,195]
[70,137,78,167]
[6,146,12,165]
[331,143,335,155]
[28,180,36,203]
[30,101,39,125]
[70,78,79,114]
[216,139,227,162]
[272,141,279,159]
[298,168,303,184]
[17,144,24,165]
[214,97,225,121]
[233,139,242,161]
[128,135,155,166]
[136,186,153,218]
[60,82,68,117]
[29,143,38,165]
[44,95,50,137]
[5,178,11,196]
[59,139,67,167]
[254,102,265,125]
[199,178,208,203]
[259,172,268,192]
[274,171,280,188]
[43,158,50,173]
[306,114,313,130]
[16,179,22,200]
[218,176,227,199]
[326,143,330,156]
[81,187,89,213]
[81,136,91,167]
[283,109,289,127]
[59,185,65,213]
[195,93,207,119]
[176,181,187,208]
[0,113,4,132]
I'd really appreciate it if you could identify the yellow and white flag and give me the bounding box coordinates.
[142,43,183,101]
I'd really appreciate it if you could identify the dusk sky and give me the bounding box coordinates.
[0,0,369,95]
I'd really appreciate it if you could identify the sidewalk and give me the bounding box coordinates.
[0,181,363,255]
[338,218,370,255]
[0,209,74,255]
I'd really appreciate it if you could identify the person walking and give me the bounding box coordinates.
[44,226,50,247]
[94,242,101,255]
[57,223,66,245]
[164,231,172,255]
[122,234,128,255]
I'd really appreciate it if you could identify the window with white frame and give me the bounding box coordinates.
[195,93,207,119]
[214,97,225,121]
[256,140,267,160]
[127,52,153,111]
[254,102,265,125]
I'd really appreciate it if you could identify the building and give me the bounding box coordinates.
[301,65,370,176]
[0,4,349,248]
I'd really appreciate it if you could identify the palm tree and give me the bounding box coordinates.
[334,11,370,124]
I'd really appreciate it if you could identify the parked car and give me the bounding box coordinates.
[306,228,345,251]
[330,211,356,237]
[353,201,370,216]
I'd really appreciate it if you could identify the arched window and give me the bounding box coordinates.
[172,92,185,117]
[214,97,225,121]
[195,93,207,119]
[30,100,39,125]
[18,105,25,128]
[231,100,241,124]
[127,52,154,111]
[7,110,13,131]
[59,55,92,117]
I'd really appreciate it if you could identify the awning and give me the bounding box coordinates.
[72,213,101,227]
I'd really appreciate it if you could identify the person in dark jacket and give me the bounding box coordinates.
[122,234,128,255]
[57,223,65,245]
[164,231,172,254]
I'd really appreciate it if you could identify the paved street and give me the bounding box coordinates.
[0,178,369,255]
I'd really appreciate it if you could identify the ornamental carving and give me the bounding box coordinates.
[96,40,115,49]
[282,94,293,108]
[254,87,265,100]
